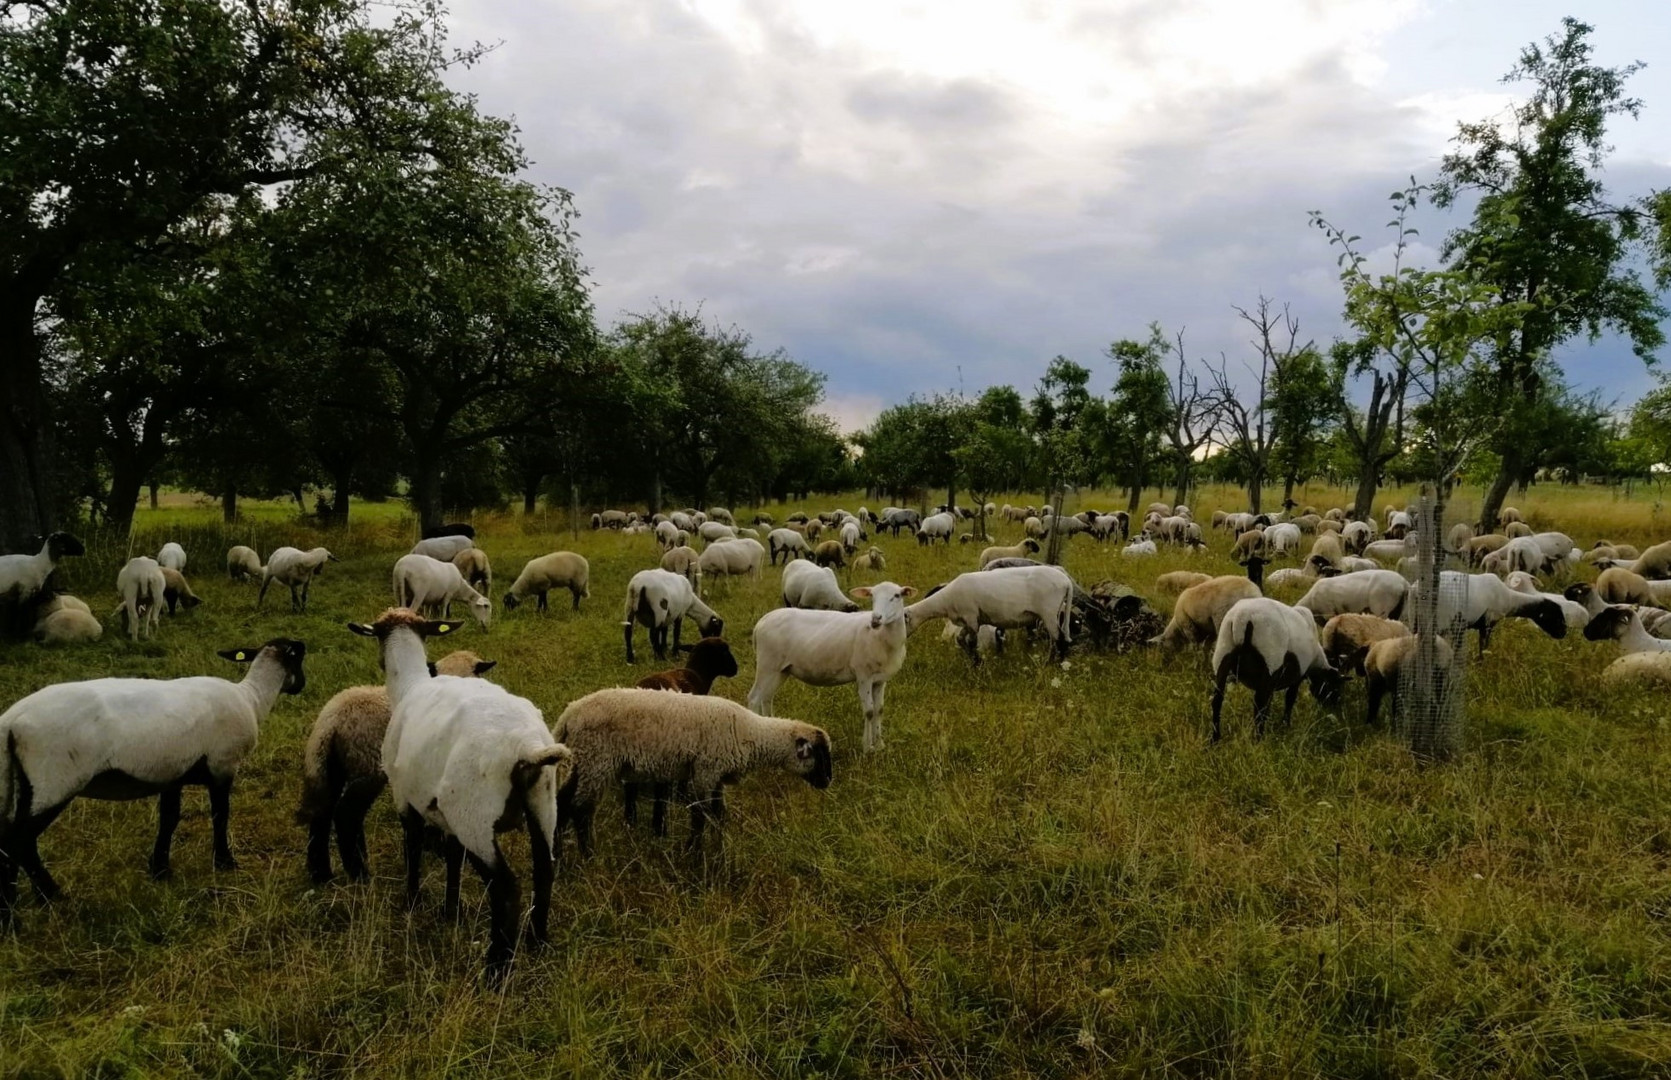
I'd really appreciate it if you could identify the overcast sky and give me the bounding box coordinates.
[448,0,1671,432]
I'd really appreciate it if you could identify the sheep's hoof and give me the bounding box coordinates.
[148,863,173,882]
[214,856,240,872]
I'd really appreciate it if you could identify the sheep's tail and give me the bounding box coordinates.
[294,729,336,826]
[512,743,573,790]
[1388,587,1408,623]
[623,580,643,627]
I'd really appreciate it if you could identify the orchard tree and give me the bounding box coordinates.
[1101,328,1174,513]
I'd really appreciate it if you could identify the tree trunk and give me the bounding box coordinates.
[1126,482,1141,515]
[331,464,353,527]
[649,472,663,518]
[0,295,55,549]
[1478,458,1516,534]
[521,474,539,515]
[106,455,147,536]
[1172,459,1190,508]
[222,484,238,524]
[148,482,160,511]
[411,452,443,532]
[1246,472,1262,515]
[1351,459,1379,522]
[1045,485,1066,566]
[1282,474,1296,511]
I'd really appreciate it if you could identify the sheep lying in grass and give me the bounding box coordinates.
[0,638,307,928]
[297,650,496,884]
[227,545,261,582]
[348,610,570,983]
[1209,598,1342,740]
[554,689,830,855]
[258,547,337,611]
[116,556,167,641]
[502,552,590,613]
[1598,652,1671,688]
[31,595,101,644]
[1,532,86,636]
[852,547,887,573]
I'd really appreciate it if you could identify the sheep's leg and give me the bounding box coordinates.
[857,679,881,752]
[748,670,782,717]
[524,806,554,947]
[535,590,548,613]
[305,795,336,885]
[149,784,184,880]
[333,777,383,883]
[13,805,64,903]
[256,578,271,608]
[1282,683,1300,729]
[208,776,238,871]
[442,836,465,923]
[623,782,640,828]
[1366,681,1385,726]
[670,617,684,656]
[652,784,671,838]
[1209,679,1228,742]
[570,587,581,612]
[1253,690,1273,739]
[471,845,520,985]
[0,841,15,931]
[400,808,425,910]
[686,792,721,853]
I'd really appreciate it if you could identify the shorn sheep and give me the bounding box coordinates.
[227,545,261,582]
[752,582,916,752]
[1209,598,1343,740]
[978,539,1040,569]
[502,552,590,613]
[0,638,307,928]
[116,556,167,641]
[0,532,85,636]
[258,546,338,611]
[622,569,725,663]
[409,534,475,562]
[554,689,831,855]
[905,565,1075,662]
[348,609,571,982]
[297,650,496,884]
[157,542,187,572]
[391,554,492,630]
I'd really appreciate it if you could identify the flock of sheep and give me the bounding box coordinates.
[1,495,1667,982]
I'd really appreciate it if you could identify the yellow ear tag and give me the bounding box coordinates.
[235,651,247,660]
[438,624,451,632]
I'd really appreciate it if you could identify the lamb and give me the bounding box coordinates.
[622,569,724,662]
[348,610,569,982]
[160,567,203,615]
[452,547,492,597]
[1293,570,1410,623]
[1319,613,1411,674]
[1208,598,1343,740]
[1362,634,1453,725]
[661,545,702,585]
[1152,573,1262,649]
[0,638,307,928]
[391,554,492,630]
[782,559,860,612]
[115,556,167,641]
[979,539,1040,569]
[697,537,765,588]
[297,649,496,884]
[852,547,887,573]
[905,565,1074,662]
[940,621,1005,655]
[768,528,810,565]
[1156,571,1214,596]
[753,582,915,751]
[1582,605,1671,654]
[1503,571,1590,628]
[410,535,475,562]
[1092,513,1128,541]
[227,545,261,582]
[257,546,338,611]
[813,540,847,568]
[157,542,187,572]
[0,533,85,634]
[502,552,590,613]
[555,689,830,854]
[1122,538,1157,557]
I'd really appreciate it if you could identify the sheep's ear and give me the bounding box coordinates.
[426,662,438,677]
[898,586,917,598]
[423,620,459,636]
[218,648,259,663]
[850,587,873,601]
[347,622,378,637]
[474,660,498,675]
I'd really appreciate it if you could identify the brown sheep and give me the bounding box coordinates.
[1319,613,1411,675]
[814,540,846,568]
[629,637,742,834]
[1155,571,1213,596]
[159,567,202,615]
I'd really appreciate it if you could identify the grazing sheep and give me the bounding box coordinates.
[1614,540,1671,580]
[1233,529,1266,564]
[1152,573,1262,649]
[768,528,810,566]
[1463,534,1510,567]
[157,542,187,572]
[1209,598,1343,740]
[839,520,865,553]
[1156,571,1213,596]
[555,689,830,854]
[661,545,702,585]
[906,565,1075,662]
[753,582,915,751]
[297,649,496,884]
[1340,520,1374,554]
[1293,570,1409,623]
[160,567,202,615]
[654,519,683,551]
[410,535,476,562]
[979,539,1040,569]
[917,512,956,545]
[698,521,737,546]
[502,552,590,613]
[0,638,307,927]
[1264,567,1314,592]
[852,547,887,573]
[116,556,167,641]
[227,545,261,582]
[1319,613,1411,674]
[1362,634,1453,725]
[940,621,1005,655]
[1362,538,1412,563]
[391,554,492,630]
[622,569,724,663]
[1499,507,1523,525]
[813,540,847,568]
[1447,522,1475,554]
[592,510,631,530]
[258,547,338,611]
[452,548,492,597]
[1415,571,1569,654]
[1503,571,1590,628]
[348,610,568,982]
[707,507,735,526]
[782,560,860,612]
[697,538,766,588]
[1582,605,1671,654]
[1596,567,1671,608]
[1307,532,1345,574]
[1504,521,1533,539]
[627,638,742,833]
[0,532,85,634]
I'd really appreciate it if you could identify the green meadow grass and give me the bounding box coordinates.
[3,483,1671,1078]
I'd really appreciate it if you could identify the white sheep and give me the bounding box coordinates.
[918,512,956,545]
[751,582,915,751]
[978,540,1040,569]
[904,565,1074,661]
[554,689,830,854]
[410,535,476,562]
[1503,571,1589,628]
[115,556,167,641]
[697,521,737,546]
[768,528,810,565]
[1293,570,1410,623]
[391,554,492,630]
[696,537,764,590]
[781,560,860,612]
[502,552,590,613]
[1122,538,1157,557]
[1581,605,1671,654]
[654,520,683,550]
[660,545,702,585]
[1263,522,1302,558]
[157,542,187,572]
[0,638,307,927]
[1413,571,1569,653]
[0,533,85,632]
[1209,598,1343,739]
[839,519,863,552]
[226,545,261,582]
[623,569,724,663]
[348,610,568,982]
[258,546,338,611]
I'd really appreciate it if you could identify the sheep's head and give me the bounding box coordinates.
[1583,605,1635,642]
[348,608,460,666]
[466,593,492,631]
[686,637,739,679]
[1563,582,1594,605]
[219,638,307,694]
[857,582,916,629]
[45,532,85,560]
[1529,599,1569,639]
[1022,539,1040,554]
[791,726,833,789]
[1307,663,1345,712]
[431,650,497,678]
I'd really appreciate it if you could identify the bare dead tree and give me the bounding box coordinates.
[1206,297,1312,514]
[1163,330,1219,507]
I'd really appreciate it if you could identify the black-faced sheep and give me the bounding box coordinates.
[1209,597,1343,739]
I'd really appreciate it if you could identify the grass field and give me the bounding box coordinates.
[3,482,1670,1078]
